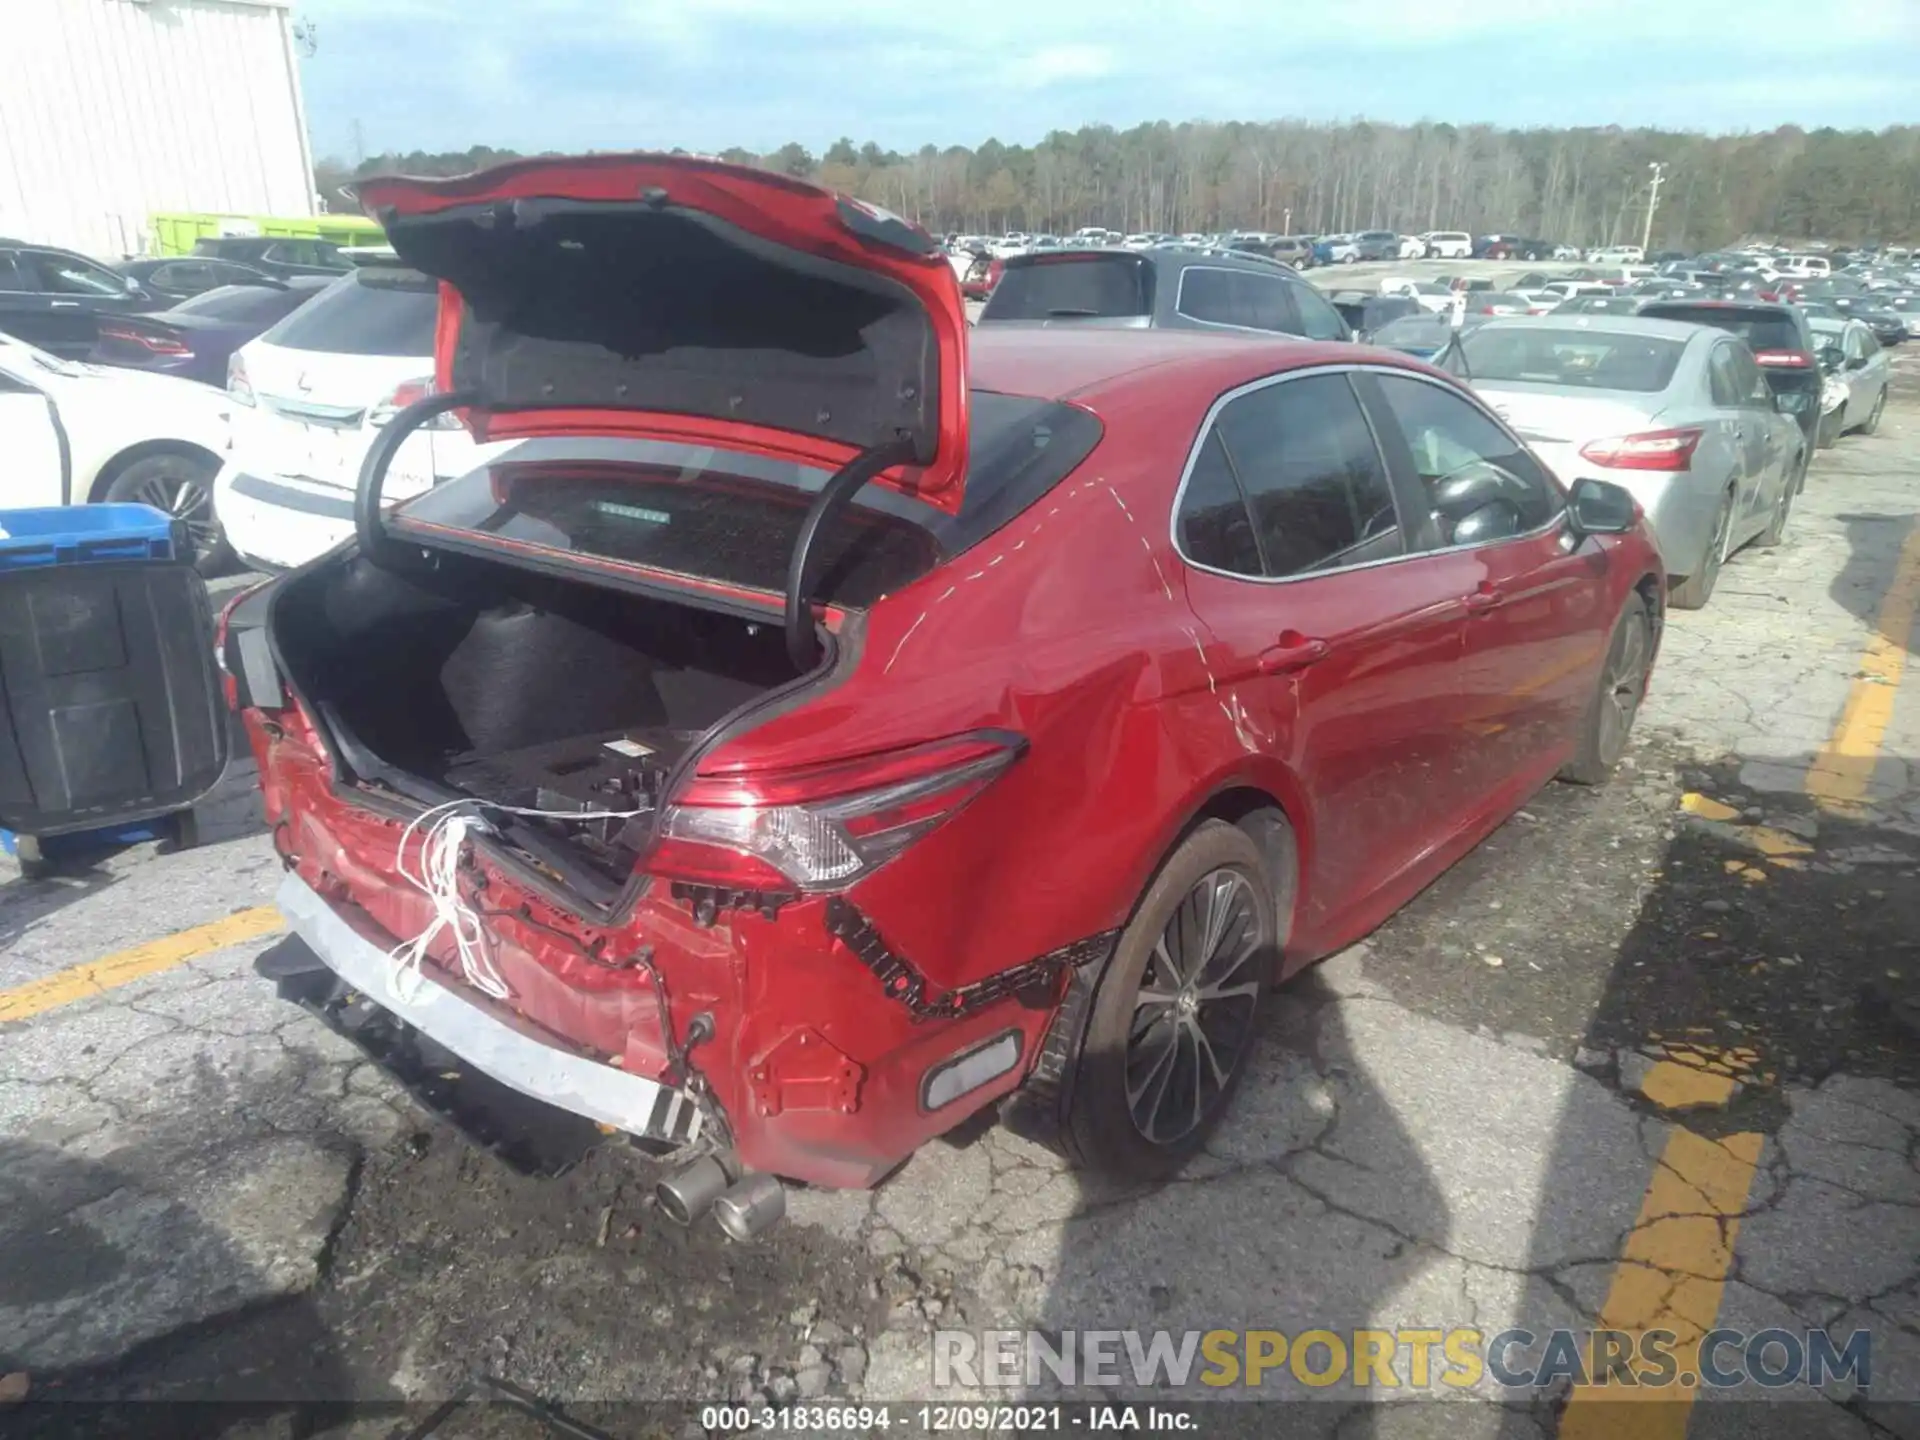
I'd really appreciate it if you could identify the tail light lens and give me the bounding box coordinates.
[100,324,189,356]
[369,377,459,430]
[1579,427,1704,472]
[646,733,1025,891]
[227,351,254,405]
[1754,350,1813,368]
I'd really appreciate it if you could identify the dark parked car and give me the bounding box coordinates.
[236,154,1666,1215]
[88,277,331,386]
[1637,300,1823,454]
[1328,292,1421,337]
[1819,295,1908,347]
[190,235,353,279]
[113,256,278,303]
[1351,230,1401,262]
[978,245,1350,339]
[0,239,160,356]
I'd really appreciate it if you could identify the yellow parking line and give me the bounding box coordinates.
[1805,522,1920,811]
[1561,1060,1763,1439]
[1568,524,1920,1434]
[0,906,283,1024]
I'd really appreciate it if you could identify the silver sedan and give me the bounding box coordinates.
[1459,316,1808,609]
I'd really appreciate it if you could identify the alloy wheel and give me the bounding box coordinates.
[1125,867,1263,1145]
[127,468,220,563]
[1596,610,1652,767]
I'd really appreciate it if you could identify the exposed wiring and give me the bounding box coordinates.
[386,797,648,1007]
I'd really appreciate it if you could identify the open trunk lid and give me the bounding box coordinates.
[356,153,972,514]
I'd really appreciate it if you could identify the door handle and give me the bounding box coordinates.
[1464,585,1505,613]
[49,300,79,309]
[1258,632,1329,675]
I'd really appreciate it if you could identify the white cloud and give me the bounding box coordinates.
[1006,44,1117,89]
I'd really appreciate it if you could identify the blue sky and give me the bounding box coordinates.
[296,0,1919,163]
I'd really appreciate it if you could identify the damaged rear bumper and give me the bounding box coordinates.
[275,871,704,1147]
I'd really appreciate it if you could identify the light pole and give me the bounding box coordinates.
[1642,161,1666,255]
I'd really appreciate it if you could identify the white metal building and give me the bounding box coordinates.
[0,0,316,260]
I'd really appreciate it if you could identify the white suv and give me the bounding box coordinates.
[1421,231,1472,259]
[214,267,502,571]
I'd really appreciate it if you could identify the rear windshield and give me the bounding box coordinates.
[1639,306,1801,352]
[981,254,1153,320]
[390,392,1105,607]
[170,283,316,324]
[1460,328,1686,392]
[1372,314,1454,347]
[259,270,439,356]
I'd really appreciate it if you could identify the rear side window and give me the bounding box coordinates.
[1176,268,1300,333]
[262,271,438,356]
[1177,432,1263,576]
[391,391,1103,606]
[980,254,1152,320]
[1178,373,1401,577]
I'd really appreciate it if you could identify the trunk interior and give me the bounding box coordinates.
[270,549,809,890]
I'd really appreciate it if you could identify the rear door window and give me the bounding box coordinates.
[1642,306,1801,353]
[1176,267,1301,333]
[980,254,1152,320]
[23,250,126,297]
[260,271,439,356]
[1179,373,1402,577]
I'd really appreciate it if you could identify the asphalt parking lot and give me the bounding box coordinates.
[4,346,1920,1439]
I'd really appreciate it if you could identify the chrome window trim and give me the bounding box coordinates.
[1168,363,1569,587]
[1173,264,1299,335]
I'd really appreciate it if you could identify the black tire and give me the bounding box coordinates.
[1756,469,1794,549]
[103,453,230,577]
[1560,593,1655,785]
[1859,386,1886,436]
[1063,819,1281,1179]
[1668,490,1734,611]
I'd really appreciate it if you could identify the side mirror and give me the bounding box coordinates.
[1567,477,1638,537]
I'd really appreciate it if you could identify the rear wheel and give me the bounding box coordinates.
[1063,820,1278,1179]
[103,454,230,576]
[1668,490,1734,611]
[1561,593,1655,785]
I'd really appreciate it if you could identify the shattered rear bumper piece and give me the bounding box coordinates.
[276,871,703,1146]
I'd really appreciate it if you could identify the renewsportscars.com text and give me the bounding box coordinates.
[933,1327,1872,1392]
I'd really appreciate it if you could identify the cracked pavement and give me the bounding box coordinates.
[3,392,1920,1435]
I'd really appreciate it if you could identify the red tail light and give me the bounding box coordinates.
[1754,350,1813,368]
[1579,428,1703,472]
[369,376,460,430]
[100,324,190,356]
[645,732,1026,891]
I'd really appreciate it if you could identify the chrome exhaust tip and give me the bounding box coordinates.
[712,1172,786,1241]
[655,1155,732,1226]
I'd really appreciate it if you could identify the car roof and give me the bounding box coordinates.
[967,326,1420,404]
[1640,298,1797,318]
[1469,315,1707,343]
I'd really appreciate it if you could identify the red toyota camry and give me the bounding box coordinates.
[226,155,1664,1237]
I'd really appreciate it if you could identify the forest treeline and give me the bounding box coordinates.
[319,119,1920,248]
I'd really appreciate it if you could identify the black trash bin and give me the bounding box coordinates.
[0,505,228,879]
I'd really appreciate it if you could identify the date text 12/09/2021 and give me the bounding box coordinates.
[699,1405,1196,1431]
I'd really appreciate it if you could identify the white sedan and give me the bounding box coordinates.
[0,335,232,572]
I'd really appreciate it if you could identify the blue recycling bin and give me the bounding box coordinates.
[0,505,229,879]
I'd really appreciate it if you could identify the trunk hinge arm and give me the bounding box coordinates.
[784,433,918,670]
[353,389,482,566]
